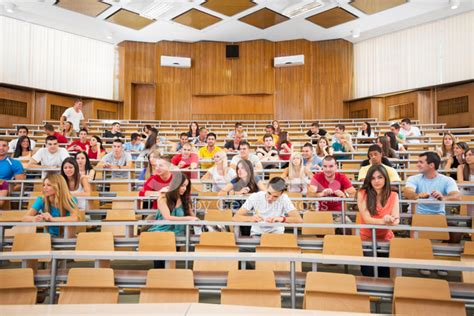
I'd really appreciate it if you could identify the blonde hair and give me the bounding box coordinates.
[214,150,230,173]
[288,152,306,180]
[42,173,77,217]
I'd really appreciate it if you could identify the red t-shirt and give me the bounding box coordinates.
[310,172,352,211]
[68,140,90,152]
[279,142,292,161]
[87,148,105,160]
[139,174,173,208]
[53,132,68,144]
[171,153,199,179]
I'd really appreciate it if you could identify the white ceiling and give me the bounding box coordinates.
[0,0,472,45]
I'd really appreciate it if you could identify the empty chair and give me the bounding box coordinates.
[138,232,176,268]
[0,268,37,305]
[256,234,302,272]
[204,209,233,232]
[389,238,434,277]
[11,233,51,269]
[198,191,223,210]
[221,270,281,308]
[109,183,131,192]
[58,268,119,304]
[461,241,474,283]
[112,191,139,210]
[139,269,198,303]
[304,272,370,312]
[411,214,449,241]
[322,235,363,257]
[101,209,137,237]
[193,232,238,272]
[75,232,115,267]
[302,211,335,237]
[460,195,474,216]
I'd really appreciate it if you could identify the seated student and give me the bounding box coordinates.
[232,177,303,236]
[331,124,352,144]
[67,128,90,153]
[8,126,36,153]
[62,121,76,138]
[198,133,221,169]
[389,123,406,144]
[76,151,95,181]
[315,136,333,158]
[96,139,132,179]
[357,164,399,277]
[192,127,208,146]
[175,133,189,152]
[356,121,375,138]
[61,158,91,211]
[202,150,236,192]
[142,124,153,140]
[13,136,33,160]
[277,131,292,163]
[0,138,26,208]
[102,122,124,141]
[360,144,394,168]
[219,159,266,196]
[376,136,398,159]
[139,149,161,181]
[358,145,400,183]
[44,123,68,144]
[187,122,200,139]
[332,132,354,156]
[445,142,469,180]
[301,142,323,171]
[436,133,455,169]
[458,148,474,216]
[139,158,173,209]
[281,152,312,194]
[403,152,460,215]
[224,133,243,152]
[171,142,199,179]
[87,135,106,160]
[226,122,248,140]
[229,141,263,170]
[385,131,405,152]
[138,128,166,161]
[399,118,421,144]
[272,120,282,134]
[256,134,279,162]
[124,133,144,152]
[22,173,78,237]
[306,122,327,144]
[28,136,70,171]
[258,125,279,145]
[308,155,356,215]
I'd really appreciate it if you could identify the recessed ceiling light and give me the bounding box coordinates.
[351,28,360,38]
[107,35,113,40]
[450,0,460,9]
[4,2,16,13]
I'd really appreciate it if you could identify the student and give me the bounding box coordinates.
[272,120,282,134]
[256,134,279,162]
[281,152,312,194]
[60,98,84,133]
[331,124,352,144]
[202,151,236,192]
[229,141,263,170]
[332,133,354,155]
[458,148,474,183]
[232,177,303,236]
[13,136,33,160]
[171,143,199,179]
[28,136,70,169]
[315,137,333,158]
[356,121,375,138]
[224,133,243,152]
[198,133,221,169]
[385,131,405,152]
[187,122,200,139]
[226,122,248,139]
[301,142,323,171]
[306,122,327,144]
[8,126,36,153]
[277,131,292,163]
[87,135,106,160]
[124,133,144,152]
[67,128,90,153]
[358,145,400,183]
[436,133,456,167]
[139,149,161,181]
[192,127,209,146]
[22,173,78,237]
[376,136,398,159]
[399,118,421,144]
[259,125,279,145]
[96,139,132,179]
[0,138,25,207]
[175,133,189,152]
[44,123,68,144]
[139,158,173,209]
[62,121,76,138]
[61,157,91,211]
[445,142,469,178]
[219,159,266,195]
[389,123,406,144]
[360,143,394,167]
[102,122,124,141]
[76,151,95,181]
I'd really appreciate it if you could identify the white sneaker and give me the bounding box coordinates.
[419,269,431,276]
[437,270,448,277]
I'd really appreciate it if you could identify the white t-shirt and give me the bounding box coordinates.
[399,126,421,144]
[8,138,36,152]
[208,167,236,192]
[230,153,260,168]
[62,107,84,132]
[32,148,70,167]
[241,191,296,236]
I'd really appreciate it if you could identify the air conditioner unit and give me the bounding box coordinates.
[160,55,191,68]
[274,55,304,68]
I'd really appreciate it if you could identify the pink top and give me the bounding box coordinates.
[359,190,398,241]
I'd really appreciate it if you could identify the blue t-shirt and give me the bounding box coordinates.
[124,142,144,152]
[0,157,24,180]
[303,155,323,171]
[31,196,77,236]
[149,205,185,235]
[406,174,459,215]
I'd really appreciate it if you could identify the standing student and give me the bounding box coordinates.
[61,158,91,211]
[60,98,84,133]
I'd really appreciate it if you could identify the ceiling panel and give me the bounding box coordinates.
[172,8,222,30]
[201,0,257,17]
[350,0,408,15]
[106,9,155,30]
[306,7,358,29]
[55,0,111,18]
[239,8,289,30]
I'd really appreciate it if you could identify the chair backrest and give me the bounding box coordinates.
[0,211,27,222]
[460,195,474,216]
[394,297,466,315]
[198,191,222,210]
[145,269,194,288]
[302,212,335,236]
[66,268,115,287]
[389,238,434,259]
[204,209,233,222]
[393,276,451,301]
[193,232,238,271]
[87,191,100,212]
[0,268,37,305]
[138,232,176,252]
[411,214,449,240]
[259,233,298,248]
[226,270,277,290]
[109,184,130,192]
[105,209,136,221]
[4,225,36,238]
[286,192,302,199]
[12,233,51,252]
[198,232,236,246]
[322,235,363,256]
[464,241,474,255]
[305,272,357,294]
[76,232,114,251]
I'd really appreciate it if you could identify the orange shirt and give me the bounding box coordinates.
[360,191,398,241]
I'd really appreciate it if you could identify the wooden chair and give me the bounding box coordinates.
[138,232,176,268]
[11,233,51,269]
[302,211,335,237]
[4,225,36,239]
[256,234,302,272]
[0,210,27,222]
[303,272,370,312]
[109,183,130,192]
[461,241,474,283]
[411,214,449,241]
[101,209,137,237]
[193,232,239,272]
[322,235,363,257]
[0,268,37,305]
[389,238,434,260]
[198,191,223,210]
[75,232,114,267]
[460,195,474,216]
[139,269,199,303]
[204,209,233,232]
[112,191,139,210]
[87,191,100,213]
[221,270,281,308]
[58,268,119,304]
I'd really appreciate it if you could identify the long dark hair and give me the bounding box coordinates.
[234,159,259,193]
[362,122,372,136]
[462,148,474,181]
[384,132,398,151]
[165,172,192,216]
[61,157,81,191]
[91,135,105,152]
[188,122,199,137]
[13,135,31,158]
[76,151,94,174]
[360,165,391,216]
[277,131,289,149]
[145,130,158,150]
[377,136,395,158]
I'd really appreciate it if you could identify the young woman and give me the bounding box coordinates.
[187,122,200,139]
[376,136,398,159]
[0,180,8,209]
[87,135,106,160]
[315,136,333,158]
[385,131,405,152]
[445,142,469,178]
[356,122,375,138]
[219,159,266,195]
[272,120,282,134]
[357,165,399,277]
[61,158,91,211]
[13,135,33,160]
[458,148,474,183]
[76,151,95,181]
[437,133,456,168]
[142,125,153,139]
[139,149,162,181]
[22,174,78,237]
[281,152,312,194]
[277,131,292,163]
[63,121,76,138]
[332,133,355,159]
[202,150,236,192]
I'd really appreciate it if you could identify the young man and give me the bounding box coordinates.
[124,133,144,152]
[230,141,263,170]
[103,122,124,141]
[331,124,352,144]
[139,158,173,208]
[390,123,406,144]
[224,133,243,152]
[399,118,421,144]
[192,127,208,146]
[301,143,323,171]
[256,134,279,162]
[44,123,68,144]
[259,125,279,145]
[198,133,221,169]
[306,122,328,144]
[28,136,70,169]
[308,155,356,213]
[175,133,189,152]
[403,152,460,215]
[8,126,36,152]
[233,177,303,236]
[171,143,199,179]
[97,139,132,179]
[358,145,401,183]
[67,128,90,152]
[60,98,84,133]
[0,138,25,192]
[226,122,248,140]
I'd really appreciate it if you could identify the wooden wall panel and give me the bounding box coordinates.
[436,82,474,128]
[157,83,192,120]
[131,84,156,120]
[193,42,232,95]
[0,86,33,127]
[192,95,273,120]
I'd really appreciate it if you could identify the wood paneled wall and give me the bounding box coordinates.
[0,87,33,127]
[119,39,354,121]
[436,82,474,128]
